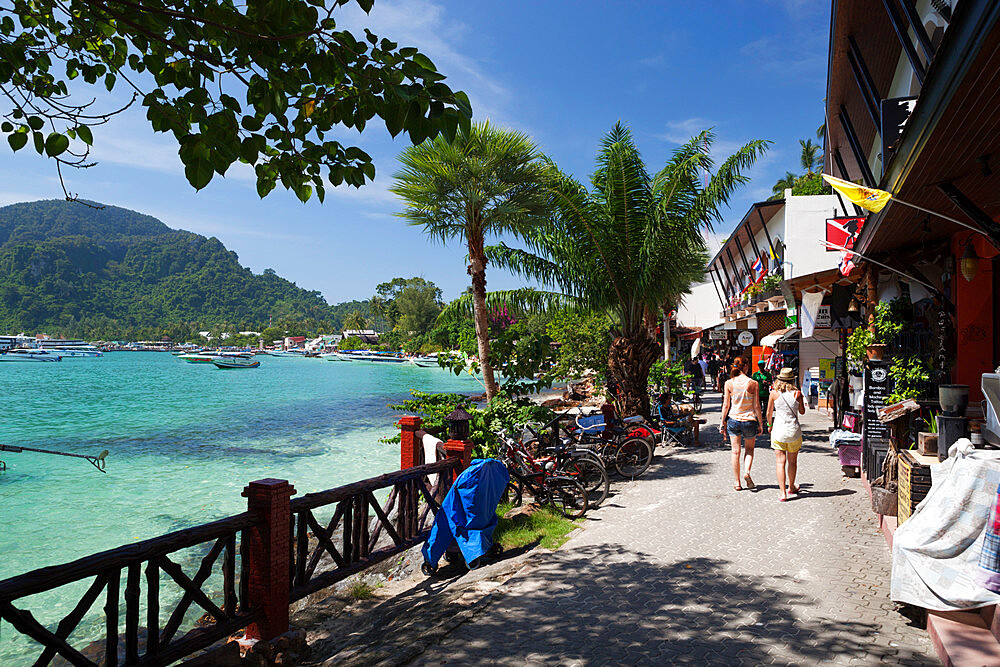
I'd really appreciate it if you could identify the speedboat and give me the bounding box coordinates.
[177,351,221,364]
[212,353,260,369]
[0,349,62,362]
[319,352,341,361]
[268,349,307,357]
[48,345,103,358]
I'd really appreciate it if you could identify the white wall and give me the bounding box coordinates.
[781,192,843,279]
[675,281,723,330]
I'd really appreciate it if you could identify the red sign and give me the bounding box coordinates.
[826,216,866,251]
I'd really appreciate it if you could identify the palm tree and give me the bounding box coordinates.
[770,171,797,199]
[369,295,387,333]
[799,139,822,175]
[391,121,550,400]
[343,310,369,331]
[481,123,767,416]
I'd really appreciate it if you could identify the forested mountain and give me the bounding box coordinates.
[0,200,352,338]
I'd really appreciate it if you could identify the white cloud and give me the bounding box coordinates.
[657,118,750,160]
[335,0,515,124]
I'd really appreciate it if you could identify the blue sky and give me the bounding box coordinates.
[0,0,829,304]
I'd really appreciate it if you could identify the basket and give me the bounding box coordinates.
[898,450,933,524]
[871,484,898,516]
[838,444,861,467]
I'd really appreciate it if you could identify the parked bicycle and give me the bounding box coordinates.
[499,433,590,519]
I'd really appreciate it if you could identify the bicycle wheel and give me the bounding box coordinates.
[501,479,523,507]
[559,456,609,508]
[614,437,654,478]
[545,477,589,519]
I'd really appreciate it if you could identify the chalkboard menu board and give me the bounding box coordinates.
[863,361,891,475]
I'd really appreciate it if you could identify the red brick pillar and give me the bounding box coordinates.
[444,438,474,471]
[399,415,422,469]
[242,478,295,641]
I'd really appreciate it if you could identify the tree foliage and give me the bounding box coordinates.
[0,0,472,200]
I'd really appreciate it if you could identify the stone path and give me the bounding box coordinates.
[412,393,938,666]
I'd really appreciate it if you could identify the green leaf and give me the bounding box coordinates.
[76,125,93,146]
[44,132,69,157]
[412,53,436,71]
[7,132,27,152]
[184,157,214,190]
[0,122,11,133]
[32,132,44,155]
[27,116,44,131]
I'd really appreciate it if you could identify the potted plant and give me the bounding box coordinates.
[918,410,939,457]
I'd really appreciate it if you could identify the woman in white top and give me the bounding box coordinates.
[766,367,806,501]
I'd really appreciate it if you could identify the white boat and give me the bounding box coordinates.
[0,349,62,362]
[319,352,341,361]
[48,345,103,358]
[268,349,307,357]
[212,353,260,369]
[177,351,221,364]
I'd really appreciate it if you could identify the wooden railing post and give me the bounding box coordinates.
[399,416,422,469]
[443,438,474,472]
[242,478,295,641]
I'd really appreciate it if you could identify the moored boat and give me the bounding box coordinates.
[177,351,221,364]
[411,353,440,367]
[212,353,260,369]
[0,349,62,362]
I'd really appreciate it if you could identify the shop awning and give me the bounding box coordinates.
[760,328,800,348]
[678,328,703,340]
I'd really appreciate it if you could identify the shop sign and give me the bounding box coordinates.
[825,217,866,252]
[708,330,728,340]
[816,305,831,328]
[737,331,754,347]
[863,360,891,456]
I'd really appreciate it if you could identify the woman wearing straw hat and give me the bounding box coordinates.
[766,367,806,501]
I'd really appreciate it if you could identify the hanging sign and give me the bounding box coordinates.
[816,305,831,328]
[825,217,867,252]
[708,330,728,340]
[737,331,754,347]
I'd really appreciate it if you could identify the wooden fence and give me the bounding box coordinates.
[0,415,466,666]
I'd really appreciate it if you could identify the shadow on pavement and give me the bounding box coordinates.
[422,544,929,665]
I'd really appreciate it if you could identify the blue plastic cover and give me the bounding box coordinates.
[422,458,510,568]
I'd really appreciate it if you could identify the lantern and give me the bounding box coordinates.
[960,238,980,282]
[445,407,473,441]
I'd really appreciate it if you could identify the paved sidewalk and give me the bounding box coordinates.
[413,394,937,666]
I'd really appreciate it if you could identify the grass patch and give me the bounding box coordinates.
[494,503,579,551]
[345,580,378,600]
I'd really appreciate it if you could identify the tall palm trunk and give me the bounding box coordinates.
[607,331,660,418]
[468,239,498,400]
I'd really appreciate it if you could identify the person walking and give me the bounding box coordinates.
[766,367,806,501]
[720,358,765,491]
[752,359,772,413]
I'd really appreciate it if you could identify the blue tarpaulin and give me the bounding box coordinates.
[422,458,509,568]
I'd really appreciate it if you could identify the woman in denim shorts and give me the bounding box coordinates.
[720,357,765,491]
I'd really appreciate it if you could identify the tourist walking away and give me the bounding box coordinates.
[752,359,772,413]
[698,355,709,390]
[721,358,765,491]
[706,354,720,392]
[766,367,806,501]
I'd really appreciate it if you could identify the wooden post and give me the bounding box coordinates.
[866,266,878,333]
[443,438,474,472]
[399,416,422,470]
[241,478,295,641]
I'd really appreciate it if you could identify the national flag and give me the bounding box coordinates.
[822,174,893,213]
[838,251,856,277]
[751,254,764,280]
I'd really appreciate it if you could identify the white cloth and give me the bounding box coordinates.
[891,448,1000,610]
[771,390,802,443]
[690,337,701,359]
[801,290,825,339]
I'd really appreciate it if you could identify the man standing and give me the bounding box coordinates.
[752,359,772,412]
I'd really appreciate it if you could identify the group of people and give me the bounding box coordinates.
[719,357,806,502]
[685,352,740,393]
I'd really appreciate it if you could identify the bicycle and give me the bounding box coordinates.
[499,435,589,519]
[569,413,654,478]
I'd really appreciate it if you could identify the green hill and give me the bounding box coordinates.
[0,200,349,339]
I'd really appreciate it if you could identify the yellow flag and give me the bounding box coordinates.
[822,174,893,213]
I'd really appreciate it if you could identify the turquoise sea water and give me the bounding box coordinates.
[0,352,481,662]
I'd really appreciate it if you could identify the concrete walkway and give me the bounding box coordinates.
[413,393,938,666]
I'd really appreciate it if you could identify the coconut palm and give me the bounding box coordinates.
[799,139,822,175]
[480,123,767,416]
[343,310,369,331]
[391,121,550,399]
[770,171,797,199]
